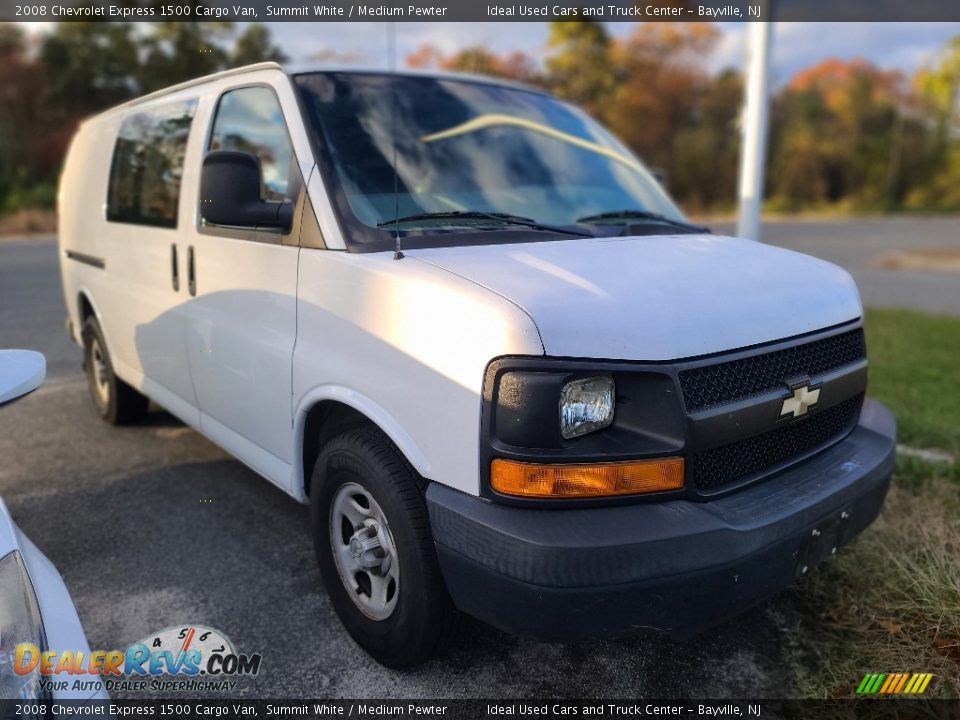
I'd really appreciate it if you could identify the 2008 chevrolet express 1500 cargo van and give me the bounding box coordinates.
[58,62,895,668]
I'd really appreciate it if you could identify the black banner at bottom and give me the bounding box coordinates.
[2,699,959,720]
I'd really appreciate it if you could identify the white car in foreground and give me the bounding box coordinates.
[0,350,107,701]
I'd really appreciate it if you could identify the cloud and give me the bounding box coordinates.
[668,21,960,84]
[711,23,748,73]
[768,22,959,82]
[15,21,54,35]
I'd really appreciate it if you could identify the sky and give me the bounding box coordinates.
[15,21,960,83]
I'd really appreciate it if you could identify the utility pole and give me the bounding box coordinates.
[737,18,773,241]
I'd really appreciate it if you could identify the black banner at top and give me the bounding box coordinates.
[5,0,960,23]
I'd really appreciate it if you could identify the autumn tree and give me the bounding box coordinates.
[668,68,743,210]
[909,37,960,209]
[0,26,50,207]
[4,22,960,218]
[405,43,444,70]
[603,23,728,207]
[229,23,289,67]
[137,21,234,92]
[40,22,139,119]
[915,37,960,146]
[545,20,614,114]
[0,20,288,214]
[768,58,914,210]
[406,43,539,83]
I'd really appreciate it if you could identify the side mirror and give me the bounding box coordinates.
[200,151,293,233]
[0,350,46,406]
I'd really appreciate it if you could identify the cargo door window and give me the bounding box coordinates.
[106,99,198,228]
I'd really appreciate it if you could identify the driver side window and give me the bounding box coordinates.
[208,86,293,202]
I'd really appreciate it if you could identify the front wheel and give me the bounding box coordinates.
[310,427,457,668]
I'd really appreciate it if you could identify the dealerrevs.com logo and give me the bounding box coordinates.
[14,625,262,694]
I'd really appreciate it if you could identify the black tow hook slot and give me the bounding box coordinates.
[796,509,850,578]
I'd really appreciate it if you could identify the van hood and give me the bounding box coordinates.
[408,234,862,361]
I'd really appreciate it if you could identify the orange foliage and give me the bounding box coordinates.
[605,23,721,180]
[405,43,444,70]
[615,21,719,67]
[789,57,906,109]
[405,42,538,83]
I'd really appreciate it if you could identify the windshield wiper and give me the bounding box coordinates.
[575,210,709,234]
[377,211,588,237]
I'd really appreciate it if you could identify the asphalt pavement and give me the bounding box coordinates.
[711,216,960,315]
[0,219,956,698]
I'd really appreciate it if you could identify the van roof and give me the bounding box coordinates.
[93,61,285,119]
[89,61,549,122]
[285,64,549,96]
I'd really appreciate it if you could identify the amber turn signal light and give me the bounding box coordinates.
[490,457,684,498]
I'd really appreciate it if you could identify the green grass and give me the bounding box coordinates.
[895,453,960,491]
[864,307,960,452]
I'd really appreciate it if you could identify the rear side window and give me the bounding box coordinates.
[208,87,293,202]
[106,99,197,228]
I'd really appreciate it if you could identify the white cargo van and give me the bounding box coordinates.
[58,62,895,667]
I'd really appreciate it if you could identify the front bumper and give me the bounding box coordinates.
[427,399,896,641]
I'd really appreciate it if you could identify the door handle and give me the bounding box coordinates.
[170,244,179,291]
[187,245,197,297]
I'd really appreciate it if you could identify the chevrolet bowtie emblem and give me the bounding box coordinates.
[781,385,821,418]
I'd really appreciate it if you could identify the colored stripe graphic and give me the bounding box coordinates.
[879,674,895,694]
[857,673,886,695]
[892,673,909,693]
[857,672,934,695]
[904,674,920,693]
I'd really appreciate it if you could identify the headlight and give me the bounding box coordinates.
[560,376,615,439]
[0,551,48,701]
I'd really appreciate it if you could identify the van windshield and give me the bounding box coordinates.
[294,71,692,251]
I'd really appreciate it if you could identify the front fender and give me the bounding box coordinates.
[291,384,433,504]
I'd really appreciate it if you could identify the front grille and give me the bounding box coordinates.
[691,394,863,492]
[679,329,866,411]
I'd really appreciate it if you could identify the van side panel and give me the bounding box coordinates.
[59,69,333,497]
[293,250,544,498]
[58,121,113,341]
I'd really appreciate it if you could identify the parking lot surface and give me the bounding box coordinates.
[0,219,954,697]
[712,216,960,315]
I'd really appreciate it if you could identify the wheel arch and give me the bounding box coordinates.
[76,285,110,329]
[78,290,96,324]
[75,288,118,358]
[293,386,433,503]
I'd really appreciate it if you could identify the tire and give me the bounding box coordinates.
[310,426,457,668]
[81,316,148,425]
